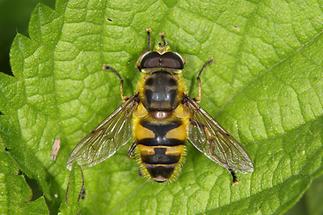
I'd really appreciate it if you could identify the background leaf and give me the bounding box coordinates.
[286,175,323,215]
[0,137,49,214]
[0,0,322,214]
[0,0,55,74]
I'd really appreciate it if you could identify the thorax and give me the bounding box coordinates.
[137,71,184,114]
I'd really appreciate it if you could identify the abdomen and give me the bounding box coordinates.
[133,112,188,182]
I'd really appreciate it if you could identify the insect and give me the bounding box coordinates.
[66,29,254,183]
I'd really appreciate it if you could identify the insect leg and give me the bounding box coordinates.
[146,28,152,50]
[65,165,86,204]
[78,167,86,201]
[102,65,129,101]
[128,142,137,159]
[229,169,239,184]
[194,59,214,103]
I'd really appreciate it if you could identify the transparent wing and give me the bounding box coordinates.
[184,96,254,173]
[66,95,139,170]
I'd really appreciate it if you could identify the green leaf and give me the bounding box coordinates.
[287,175,323,215]
[0,0,55,73]
[0,0,322,213]
[304,176,323,215]
[0,137,48,214]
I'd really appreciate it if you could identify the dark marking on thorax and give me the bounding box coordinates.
[143,72,179,111]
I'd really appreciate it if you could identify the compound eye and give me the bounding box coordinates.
[138,52,161,70]
[138,51,185,71]
[161,52,184,69]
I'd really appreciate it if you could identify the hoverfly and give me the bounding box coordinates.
[67,29,254,183]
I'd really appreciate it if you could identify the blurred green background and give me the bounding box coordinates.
[0,0,55,75]
[0,0,321,214]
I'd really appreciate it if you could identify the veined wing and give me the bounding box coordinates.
[183,95,254,173]
[66,95,139,170]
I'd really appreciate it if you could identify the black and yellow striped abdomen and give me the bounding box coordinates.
[136,119,186,182]
[133,113,188,182]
